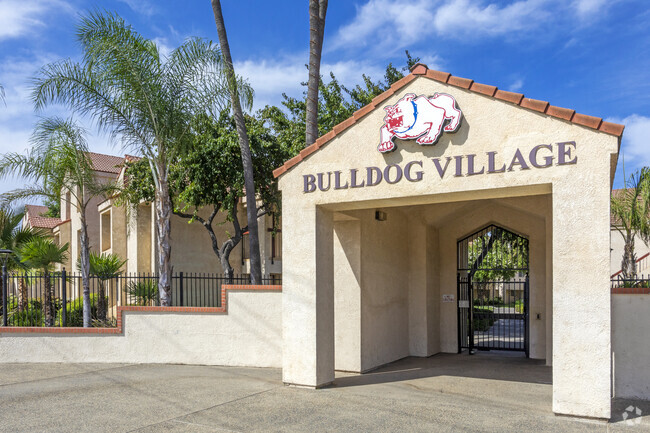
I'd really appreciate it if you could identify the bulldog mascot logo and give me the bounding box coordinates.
[378,93,462,153]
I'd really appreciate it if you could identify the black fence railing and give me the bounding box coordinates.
[0,270,280,328]
[611,275,650,290]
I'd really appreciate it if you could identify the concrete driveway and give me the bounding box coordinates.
[0,353,646,432]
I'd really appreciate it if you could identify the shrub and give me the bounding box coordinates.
[125,281,158,306]
[57,294,103,327]
[8,308,43,327]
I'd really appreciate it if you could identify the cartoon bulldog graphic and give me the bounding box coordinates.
[378,93,462,153]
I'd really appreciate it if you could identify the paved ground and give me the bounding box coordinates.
[0,353,647,432]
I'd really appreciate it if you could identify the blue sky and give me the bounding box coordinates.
[0,0,649,194]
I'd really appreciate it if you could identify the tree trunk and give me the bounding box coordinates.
[155,163,173,306]
[43,269,54,327]
[211,0,263,284]
[622,231,637,280]
[97,281,107,322]
[80,210,92,327]
[305,0,328,146]
[18,277,27,312]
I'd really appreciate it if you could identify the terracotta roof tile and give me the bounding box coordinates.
[495,89,524,105]
[86,152,125,174]
[24,205,62,229]
[274,64,625,178]
[447,75,473,89]
[520,98,549,113]
[546,106,575,121]
[470,82,497,97]
[572,113,602,129]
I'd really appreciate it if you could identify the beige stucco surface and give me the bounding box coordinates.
[0,291,282,367]
[279,76,618,418]
[612,294,650,399]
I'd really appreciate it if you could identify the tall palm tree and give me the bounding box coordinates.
[0,207,40,311]
[0,118,116,327]
[31,11,245,304]
[611,167,650,279]
[84,252,126,322]
[210,0,263,283]
[305,0,328,146]
[19,238,68,327]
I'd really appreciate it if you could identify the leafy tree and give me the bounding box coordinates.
[467,230,529,282]
[0,118,116,327]
[79,252,126,322]
[611,167,650,279]
[0,207,42,312]
[211,0,264,284]
[122,112,290,279]
[19,238,68,327]
[32,11,244,305]
[42,194,61,219]
[260,52,419,153]
[306,0,328,146]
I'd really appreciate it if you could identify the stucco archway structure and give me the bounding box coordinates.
[275,64,623,419]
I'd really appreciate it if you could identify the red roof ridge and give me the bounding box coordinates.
[273,63,625,178]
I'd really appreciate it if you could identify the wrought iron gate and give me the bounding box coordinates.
[457,225,530,357]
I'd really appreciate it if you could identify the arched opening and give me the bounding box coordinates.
[457,224,530,357]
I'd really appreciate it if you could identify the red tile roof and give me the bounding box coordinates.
[24,204,62,229]
[273,64,625,178]
[86,152,125,174]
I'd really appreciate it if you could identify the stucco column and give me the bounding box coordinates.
[552,183,611,419]
[282,203,335,387]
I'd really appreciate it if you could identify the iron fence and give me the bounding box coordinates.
[0,270,280,328]
[611,275,650,291]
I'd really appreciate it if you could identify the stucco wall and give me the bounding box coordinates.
[612,293,650,399]
[0,291,282,367]
[278,75,618,418]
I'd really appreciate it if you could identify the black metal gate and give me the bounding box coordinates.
[457,225,529,357]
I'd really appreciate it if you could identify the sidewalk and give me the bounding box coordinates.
[0,353,646,432]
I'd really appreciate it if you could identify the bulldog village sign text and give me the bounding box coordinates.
[302,141,578,193]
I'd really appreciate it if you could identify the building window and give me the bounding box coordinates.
[101,211,111,252]
[268,214,282,261]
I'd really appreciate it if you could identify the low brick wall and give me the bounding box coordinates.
[612,292,650,399]
[0,285,282,368]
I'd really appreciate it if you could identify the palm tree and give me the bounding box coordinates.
[210,0,263,284]
[19,238,68,327]
[32,11,244,304]
[84,252,126,322]
[611,167,650,279]
[0,118,117,327]
[0,207,40,312]
[306,0,328,146]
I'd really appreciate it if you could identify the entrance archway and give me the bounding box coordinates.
[457,224,530,357]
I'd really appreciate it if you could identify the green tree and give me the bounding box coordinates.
[0,207,41,312]
[611,167,650,279]
[122,112,290,279]
[19,238,68,327]
[32,11,243,305]
[211,0,264,284]
[260,52,418,153]
[80,252,126,322]
[0,118,116,327]
[306,0,328,146]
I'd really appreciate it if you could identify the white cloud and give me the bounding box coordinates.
[331,0,614,54]
[0,0,71,41]
[116,0,156,16]
[235,55,393,111]
[508,79,524,92]
[607,114,650,184]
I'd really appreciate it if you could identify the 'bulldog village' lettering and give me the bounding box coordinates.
[302,141,577,193]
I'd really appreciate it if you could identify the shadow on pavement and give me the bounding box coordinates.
[332,351,552,388]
